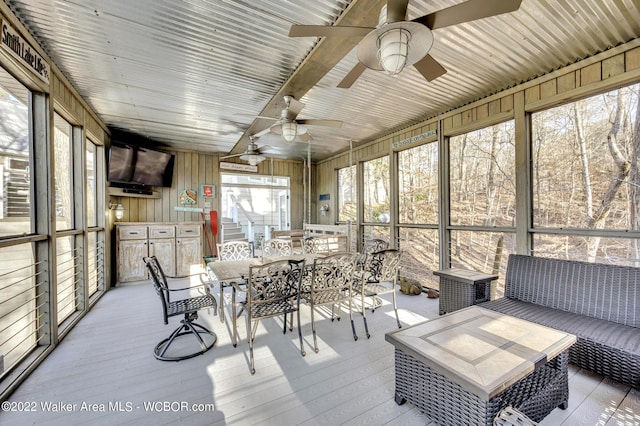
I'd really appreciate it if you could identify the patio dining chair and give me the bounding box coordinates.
[144,256,218,361]
[263,238,293,257]
[363,238,389,254]
[354,249,402,338]
[209,240,253,322]
[307,253,359,352]
[232,258,306,374]
[302,236,330,254]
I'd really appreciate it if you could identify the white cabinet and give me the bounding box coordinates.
[176,224,201,277]
[117,225,149,282]
[116,222,203,283]
[149,225,176,277]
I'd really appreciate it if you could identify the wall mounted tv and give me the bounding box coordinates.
[108,143,175,191]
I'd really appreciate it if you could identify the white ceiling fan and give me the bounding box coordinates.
[254,95,343,143]
[289,0,522,88]
[221,136,271,166]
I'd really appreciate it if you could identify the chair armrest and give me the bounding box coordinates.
[231,280,248,293]
[168,282,212,294]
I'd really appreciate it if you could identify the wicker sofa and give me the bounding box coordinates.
[479,254,639,389]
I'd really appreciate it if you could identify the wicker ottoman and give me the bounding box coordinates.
[434,268,498,315]
[385,307,576,426]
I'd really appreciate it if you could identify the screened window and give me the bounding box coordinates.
[398,228,440,289]
[54,114,73,231]
[86,140,97,228]
[337,165,356,223]
[362,156,390,223]
[532,83,640,262]
[0,68,33,237]
[449,121,516,227]
[398,142,438,224]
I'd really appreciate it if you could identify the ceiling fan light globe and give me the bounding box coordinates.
[281,121,298,143]
[377,28,410,75]
[240,154,266,166]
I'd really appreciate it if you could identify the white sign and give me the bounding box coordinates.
[393,129,437,149]
[1,20,50,83]
[220,161,258,172]
[174,206,204,212]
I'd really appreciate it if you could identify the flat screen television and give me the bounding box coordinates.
[108,143,175,189]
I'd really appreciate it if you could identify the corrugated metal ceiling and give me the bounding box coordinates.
[4,0,640,161]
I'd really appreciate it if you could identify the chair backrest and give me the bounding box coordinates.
[363,238,389,254]
[303,235,349,254]
[143,256,171,324]
[263,238,293,257]
[217,241,253,261]
[363,249,401,284]
[247,259,305,318]
[311,252,356,295]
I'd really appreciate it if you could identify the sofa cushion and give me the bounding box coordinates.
[505,255,640,327]
[479,298,640,354]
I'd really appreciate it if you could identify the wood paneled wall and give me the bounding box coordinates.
[111,154,307,231]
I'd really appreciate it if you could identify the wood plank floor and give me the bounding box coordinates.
[0,276,637,425]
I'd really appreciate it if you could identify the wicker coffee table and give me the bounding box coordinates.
[385,306,576,425]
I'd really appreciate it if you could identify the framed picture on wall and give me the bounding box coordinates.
[200,184,216,198]
[179,189,197,205]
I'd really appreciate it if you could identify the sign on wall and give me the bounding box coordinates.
[220,162,257,172]
[200,184,216,198]
[392,129,437,149]
[178,189,197,205]
[1,20,50,83]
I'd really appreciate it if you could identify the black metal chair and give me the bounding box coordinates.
[232,258,306,374]
[144,256,218,361]
[354,249,402,338]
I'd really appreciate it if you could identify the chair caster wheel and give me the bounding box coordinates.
[301,350,306,357]
[314,348,319,353]
[366,333,371,339]
[250,369,255,375]
[354,336,358,341]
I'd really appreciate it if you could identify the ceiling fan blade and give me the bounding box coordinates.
[221,152,243,160]
[337,62,367,88]
[386,0,410,22]
[234,112,277,120]
[297,119,343,128]
[254,127,273,138]
[413,54,447,82]
[298,133,313,142]
[287,97,305,117]
[414,0,522,30]
[289,25,373,38]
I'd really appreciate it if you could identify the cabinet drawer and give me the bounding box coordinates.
[118,226,148,240]
[177,224,201,238]
[149,225,176,239]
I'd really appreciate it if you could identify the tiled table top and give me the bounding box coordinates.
[386,306,576,400]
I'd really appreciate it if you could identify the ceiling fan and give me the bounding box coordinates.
[289,0,522,88]
[254,95,343,143]
[221,136,271,166]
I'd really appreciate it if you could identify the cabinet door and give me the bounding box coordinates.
[118,239,148,282]
[176,237,201,277]
[149,238,176,277]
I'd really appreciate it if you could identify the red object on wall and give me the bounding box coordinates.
[210,210,218,256]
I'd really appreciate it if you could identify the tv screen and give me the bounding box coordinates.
[108,143,175,188]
